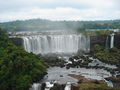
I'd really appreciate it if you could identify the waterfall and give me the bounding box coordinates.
[22,34,90,55]
[65,82,71,90]
[110,33,115,48]
[30,83,41,90]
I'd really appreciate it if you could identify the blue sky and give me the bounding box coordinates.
[0,0,120,22]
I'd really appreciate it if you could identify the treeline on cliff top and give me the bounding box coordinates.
[0,28,47,90]
[0,19,120,31]
[92,44,120,67]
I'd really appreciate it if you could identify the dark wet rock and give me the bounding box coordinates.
[60,75,63,77]
[105,77,120,83]
[105,77,120,88]
[66,66,70,69]
[77,79,83,84]
[9,37,23,47]
[72,56,80,60]
[91,80,101,84]
[112,82,120,88]
[43,56,66,67]
[71,84,79,90]
[41,83,46,90]
[50,83,65,90]
[116,75,120,78]
[69,57,74,61]
[60,64,65,68]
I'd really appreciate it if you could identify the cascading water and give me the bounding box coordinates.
[22,34,90,55]
[29,83,41,90]
[110,33,115,48]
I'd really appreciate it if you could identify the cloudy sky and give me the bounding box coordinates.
[0,0,120,22]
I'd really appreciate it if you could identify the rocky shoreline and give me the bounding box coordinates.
[43,53,119,74]
[68,74,114,90]
[40,53,120,89]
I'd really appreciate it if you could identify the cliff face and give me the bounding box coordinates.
[9,38,23,47]
[90,34,120,49]
[90,35,108,49]
[114,34,120,49]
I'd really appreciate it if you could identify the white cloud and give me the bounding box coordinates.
[0,0,119,22]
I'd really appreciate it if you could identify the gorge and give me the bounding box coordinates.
[9,31,120,54]
[0,0,120,89]
[8,31,120,90]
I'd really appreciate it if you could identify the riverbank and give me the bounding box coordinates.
[28,43,120,90]
[30,66,113,90]
[69,74,114,90]
[44,53,118,74]
[40,52,120,89]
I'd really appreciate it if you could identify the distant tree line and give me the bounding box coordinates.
[0,19,120,32]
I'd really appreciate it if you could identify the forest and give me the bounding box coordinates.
[0,19,120,32]
[0,29,47,90]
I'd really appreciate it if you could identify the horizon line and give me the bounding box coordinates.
[0,18,120,23]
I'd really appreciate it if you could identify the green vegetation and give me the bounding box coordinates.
[83,30,112,36]
[92,44,120,66]
[69,74,115,90]
[50,83,65,90]
[0,29,47,90]
[77,83,114,90]
[82,20,120,29]
[0,19,120,32]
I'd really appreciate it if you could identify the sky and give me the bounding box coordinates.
[0,0,120,22]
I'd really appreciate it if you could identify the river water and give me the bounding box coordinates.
[30,66,112,90]
[10,31,116,90]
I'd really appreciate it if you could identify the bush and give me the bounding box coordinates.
[0,29,47,90]
[93,44,120,66]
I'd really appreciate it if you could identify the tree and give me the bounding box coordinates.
[0,29,47,90]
